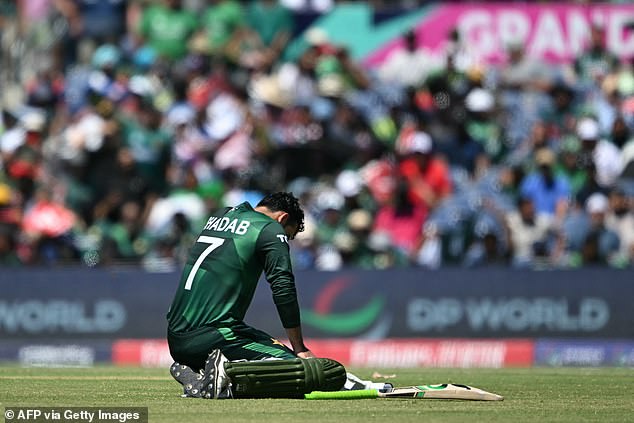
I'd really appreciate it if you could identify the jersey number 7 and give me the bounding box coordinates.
[184,236,226,290]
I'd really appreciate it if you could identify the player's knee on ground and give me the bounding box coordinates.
[225,357,346,398]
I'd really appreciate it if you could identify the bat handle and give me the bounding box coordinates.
[305,389,380,400]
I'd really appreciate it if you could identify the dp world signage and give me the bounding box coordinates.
[0,299,127,335]
[0,268,175,339]
[405,297,609,333]
[0,268,632,340]
[251,268,633,339]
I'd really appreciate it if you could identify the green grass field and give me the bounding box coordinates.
[1,366,633,423]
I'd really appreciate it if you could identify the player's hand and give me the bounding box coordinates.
[297,350,317,359]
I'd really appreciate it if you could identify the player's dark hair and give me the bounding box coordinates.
[257,192,305,234]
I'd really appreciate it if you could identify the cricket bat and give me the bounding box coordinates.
[305,383,503,401]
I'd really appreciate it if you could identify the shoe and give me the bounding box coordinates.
[200,350,232,399]
[169,362,205,398]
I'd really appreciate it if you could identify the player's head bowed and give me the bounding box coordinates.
[257,192,305,236]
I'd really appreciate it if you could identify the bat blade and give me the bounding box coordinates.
[382,384,504,401]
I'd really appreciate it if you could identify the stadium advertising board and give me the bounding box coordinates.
[267,269,633,340]
[107,338,634,368]
[0,268,175,339]
[366,3,634,66]
[1,268,632,340]
[535,339,634,367]
[110,338,533,368]
[306,338,534,368]
[0,340,113,367]
[300,3,634,65]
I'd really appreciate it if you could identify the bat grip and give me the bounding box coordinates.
[305,389,379,400]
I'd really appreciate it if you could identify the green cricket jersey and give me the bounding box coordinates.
[167,202,299,333]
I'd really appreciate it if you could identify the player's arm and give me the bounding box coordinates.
[257,223,314,357]
[285,326,315,358]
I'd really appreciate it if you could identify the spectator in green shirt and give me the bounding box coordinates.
[198,0,246,58]
[555,135,587,196]
[138,0,198,61]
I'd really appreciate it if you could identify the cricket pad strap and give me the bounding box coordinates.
[224,357,346,398]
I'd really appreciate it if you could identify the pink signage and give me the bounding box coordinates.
[365,3,634,66]
[311,338,535,368]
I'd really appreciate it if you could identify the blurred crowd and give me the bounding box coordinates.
[1,0,633,270]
